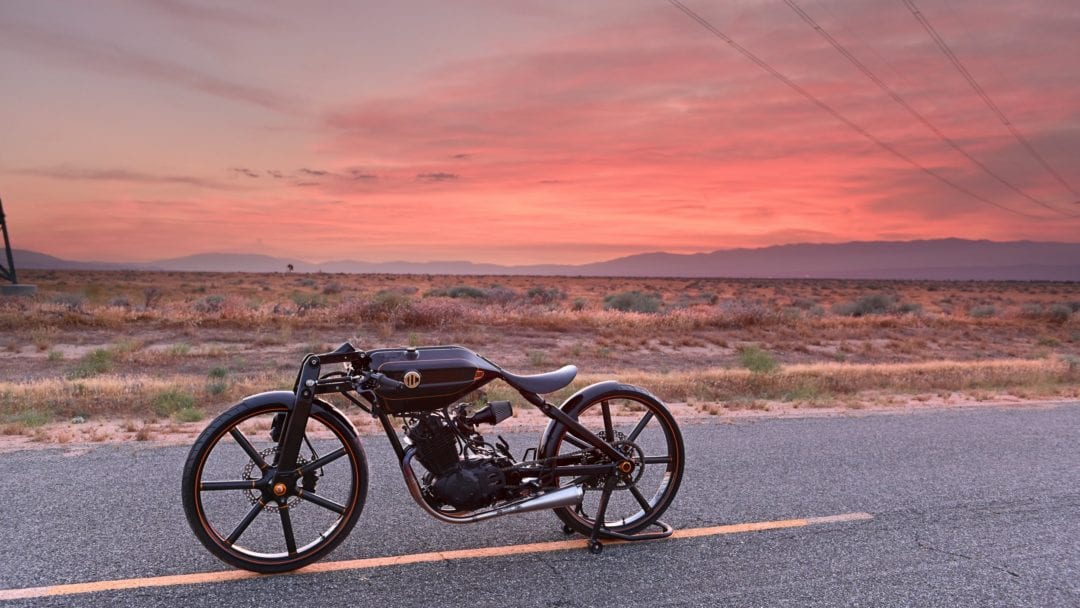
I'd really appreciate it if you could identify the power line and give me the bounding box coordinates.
[664,0,1052,219]
[782,0,1079,217]
[901,0,1080,201]
[812,0,918,95]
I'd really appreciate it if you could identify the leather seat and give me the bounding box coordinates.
[500,364,577,394]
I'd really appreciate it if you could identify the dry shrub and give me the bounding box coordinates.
[425,285,488,299]
[88,427,112,442]
[604,291,662,313]
[402,297,476,328]
[143,287,164,309]
[713,300,783,327]
[361,290,414,324]
[68,349,115,379]
[29,326,59,351]
[832,293,896,317]
[968,305,998,318]
[526,286,566,305]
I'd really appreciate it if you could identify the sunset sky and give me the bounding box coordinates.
[1,0,1078,265]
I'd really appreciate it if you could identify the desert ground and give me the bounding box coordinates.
[0,269,1077,447]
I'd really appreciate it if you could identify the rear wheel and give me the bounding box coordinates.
[181,399,367,573]
[543,389,684,537]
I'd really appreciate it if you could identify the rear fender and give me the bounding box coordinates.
[537,381,659,458]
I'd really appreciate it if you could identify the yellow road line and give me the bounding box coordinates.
[0,512,872,601]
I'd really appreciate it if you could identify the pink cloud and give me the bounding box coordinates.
[7,0,1079,264]
[0,21,297,114]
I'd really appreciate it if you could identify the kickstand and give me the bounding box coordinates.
[586,476,617,554]
[583,478,676,554]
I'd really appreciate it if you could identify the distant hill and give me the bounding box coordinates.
[573,239,1080,280]
[149,253,312,273]
[12,238,1080,280]
[10,249,128,271]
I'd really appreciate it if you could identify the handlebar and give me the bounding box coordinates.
[360,371,407,392]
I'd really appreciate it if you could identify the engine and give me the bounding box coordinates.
[405,410,512,511]
[431,460,506,511]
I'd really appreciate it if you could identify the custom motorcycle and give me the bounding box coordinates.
[181,342,685,572]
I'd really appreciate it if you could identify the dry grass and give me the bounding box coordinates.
[525,357,1080,406]
[0,372,286,420]
[6,270,1078,335]
[4,357,1073,424]
[608,358,1079,402]
[1,270,1077,435]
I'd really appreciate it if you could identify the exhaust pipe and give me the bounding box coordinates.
[401,449,583,524]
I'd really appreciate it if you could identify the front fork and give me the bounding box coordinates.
[275,355,322,471]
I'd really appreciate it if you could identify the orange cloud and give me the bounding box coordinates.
[4,0,1078,264]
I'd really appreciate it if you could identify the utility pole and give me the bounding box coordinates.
[1,198,37,296]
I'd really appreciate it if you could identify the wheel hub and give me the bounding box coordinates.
[612,440,646,488]
[243,447,307,512]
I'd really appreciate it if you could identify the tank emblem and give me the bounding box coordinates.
[403,370,422,389]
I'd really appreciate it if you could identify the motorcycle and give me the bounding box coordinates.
[181,342,685,572]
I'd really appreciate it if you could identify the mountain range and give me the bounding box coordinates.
[10,239,1080,280]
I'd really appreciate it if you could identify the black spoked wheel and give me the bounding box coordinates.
[545,389,684,537]
[181,400,367,573]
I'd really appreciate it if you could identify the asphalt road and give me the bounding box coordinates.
[1,404,1078,607]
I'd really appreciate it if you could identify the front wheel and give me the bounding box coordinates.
[543,388,685,537]
[181,399,367,573]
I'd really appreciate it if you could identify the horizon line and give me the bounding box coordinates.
[15,236,1080,268]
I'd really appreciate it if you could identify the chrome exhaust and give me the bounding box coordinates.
[401,448,583,524]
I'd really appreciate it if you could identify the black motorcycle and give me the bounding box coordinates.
[181,342,685,572]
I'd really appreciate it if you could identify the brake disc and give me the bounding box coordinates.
[242,446,308,512]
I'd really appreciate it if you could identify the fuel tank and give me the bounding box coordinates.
[368,345,500,413]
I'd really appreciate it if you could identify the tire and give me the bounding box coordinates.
[182,399,367,573]
[543,388,685,537]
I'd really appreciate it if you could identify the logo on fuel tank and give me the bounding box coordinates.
[403,370,422,389]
